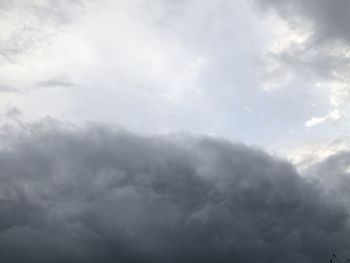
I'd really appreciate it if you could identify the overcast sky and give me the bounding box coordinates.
[2,0,350,166]
[1,1,350,262]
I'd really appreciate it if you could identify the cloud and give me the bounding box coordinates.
[0,0,315,146]
[304,149,350,211]
[0,0,90,91]
[255,0,350,44]
[0,0,260,135]
[0,119,348,262]
[37,75,76,88]
[305,109,341,128]
[255,0,350,127]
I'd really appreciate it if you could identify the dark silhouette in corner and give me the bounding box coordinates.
[329,253,350,263]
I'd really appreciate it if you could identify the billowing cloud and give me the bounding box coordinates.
[0,119,348,262]
[304,149,350,207]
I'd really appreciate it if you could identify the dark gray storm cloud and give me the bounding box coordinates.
[304,150,350,209]
[0,120,348,262]
[255,0,350,44]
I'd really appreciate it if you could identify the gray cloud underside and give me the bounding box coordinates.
[255,0,350,77]
[305,150,350,209]
[0,120,348,262]
[256,0,350,44]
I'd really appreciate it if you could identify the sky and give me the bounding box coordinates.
[1,0,350,262]
[3,0,350,165]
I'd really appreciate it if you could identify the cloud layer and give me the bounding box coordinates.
[1,3,350,260]
[0,120,348,262]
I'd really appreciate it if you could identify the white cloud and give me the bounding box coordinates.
[305,109,341,128]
